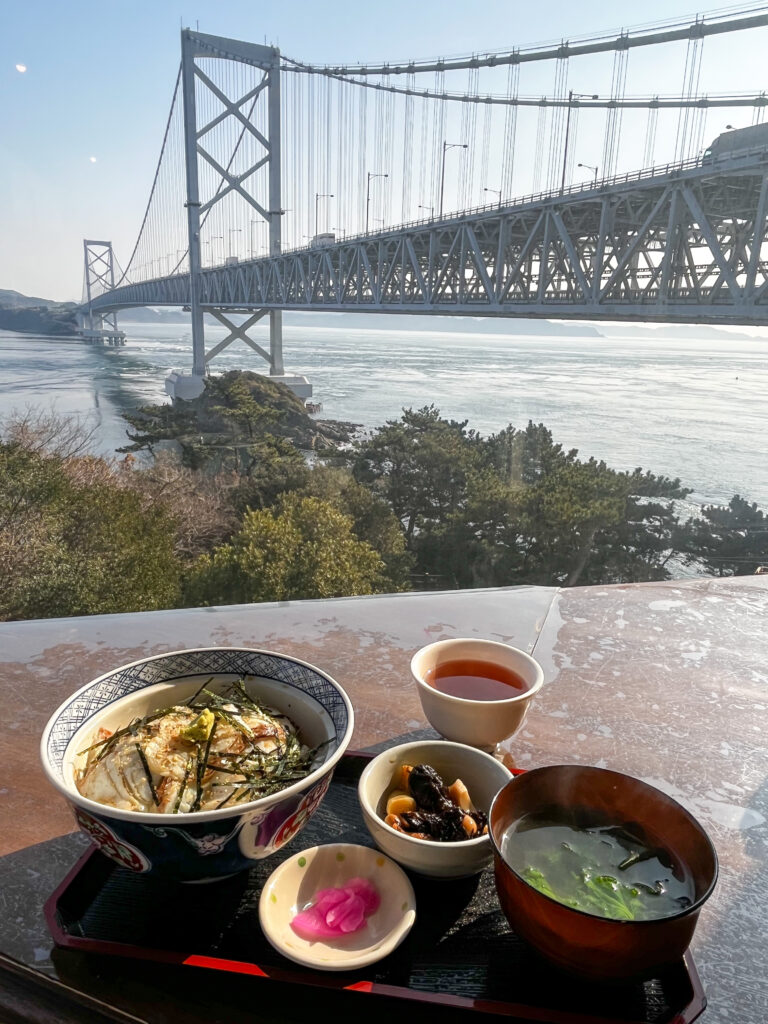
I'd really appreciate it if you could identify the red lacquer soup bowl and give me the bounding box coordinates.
[489,765,718,981]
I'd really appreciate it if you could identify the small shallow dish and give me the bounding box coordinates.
[358,740,513,878]
[259,843,416,971]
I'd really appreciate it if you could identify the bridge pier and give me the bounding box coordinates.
[269,310,284,376]
[165,306,310,404]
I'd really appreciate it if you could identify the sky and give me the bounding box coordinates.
[3,0,767,301]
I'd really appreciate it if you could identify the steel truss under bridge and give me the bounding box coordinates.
[93,150,768,325]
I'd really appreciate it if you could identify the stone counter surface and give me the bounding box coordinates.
[0,576,765,1023]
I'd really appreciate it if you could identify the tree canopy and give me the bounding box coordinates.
[354,407,697,588]
[2,380,765,622]
[680,495,768,576]
[183,494,388,605]
[0,443,181,620]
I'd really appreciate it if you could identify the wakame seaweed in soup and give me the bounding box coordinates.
[501,812,695,922]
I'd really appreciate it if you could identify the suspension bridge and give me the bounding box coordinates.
[80,8,768,399]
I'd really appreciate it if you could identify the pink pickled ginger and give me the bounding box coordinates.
[291,877,381,940]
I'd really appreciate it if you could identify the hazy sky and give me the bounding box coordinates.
[3,0,766,301]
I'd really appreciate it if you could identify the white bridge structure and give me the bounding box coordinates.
[81,11,768,398]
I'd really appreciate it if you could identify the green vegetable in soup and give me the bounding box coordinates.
[505,818,694,922]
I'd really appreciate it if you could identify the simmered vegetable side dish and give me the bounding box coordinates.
[76,678,319,814]
[383,764,488,841]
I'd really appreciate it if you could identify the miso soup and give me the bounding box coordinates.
[501,812,695,922]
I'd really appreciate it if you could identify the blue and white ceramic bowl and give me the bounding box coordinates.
[40,648,354,881]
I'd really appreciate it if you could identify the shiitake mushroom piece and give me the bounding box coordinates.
[407,764,453,813]
[400,806,466,842]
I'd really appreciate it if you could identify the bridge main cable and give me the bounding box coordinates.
[300,7,768,76]
[114,66,182,288]
[280,61,768,111]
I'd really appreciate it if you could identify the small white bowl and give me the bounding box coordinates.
[358,740,513,878]
[412,638,544,751]
[259,843,416,971]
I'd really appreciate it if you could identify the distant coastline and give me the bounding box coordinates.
[0,288,77,337]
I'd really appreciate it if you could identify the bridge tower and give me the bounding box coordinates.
[79,240,125,345]
[170,29,289,400]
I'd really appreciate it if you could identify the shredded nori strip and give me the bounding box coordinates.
[185,677,215,707]
[77,708,176,758]
[206,762,245,776]
[134,743,160,807]
[191,718,218,812]
[172,757,194,814]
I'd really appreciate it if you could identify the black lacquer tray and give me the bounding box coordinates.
[45,753,706,1024]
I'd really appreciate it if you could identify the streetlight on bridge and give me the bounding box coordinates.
[228,228,242,257]
[365,172,388,234]
[203,235,223,264]
[561,91,598,192]
[439,141,468,218]
[315,193,334,237]
[483,186,502,207]
[250,217,265,257]
[577,162,599,185]
[418,204,435,219]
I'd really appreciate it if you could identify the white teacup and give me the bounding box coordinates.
[411,638,544,751]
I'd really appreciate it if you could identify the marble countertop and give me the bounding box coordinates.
[0,576,765,1023]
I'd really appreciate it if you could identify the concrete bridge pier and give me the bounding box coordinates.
[165,306,312,404]
[76,310,126,346]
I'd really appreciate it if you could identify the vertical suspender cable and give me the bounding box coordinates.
[469,69,480,205]
[418,92,429,216]
[358,83,367,231]
[307,71,315,241]
[336,76,345,234]
[402,73,414,222]
[501,63,519,200]
[458,82,469,207]
[479,100,492,205]
[384,90,394,225]
[547,56,568,190]
[115,66,182,286]
[674,36,693,162]
[566,105,579,184]
[533,103,546,192]
[325,72,333,207]
[433,71,446,212]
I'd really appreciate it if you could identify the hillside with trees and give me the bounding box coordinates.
[1,372,765,621]
[0,288,78,336]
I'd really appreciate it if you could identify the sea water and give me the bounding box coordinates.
[1,314,766,511]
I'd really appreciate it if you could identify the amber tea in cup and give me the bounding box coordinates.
[412,638,544,750]
[425,658,529,701]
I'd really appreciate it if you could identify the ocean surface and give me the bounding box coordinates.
[1,315,767,511]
